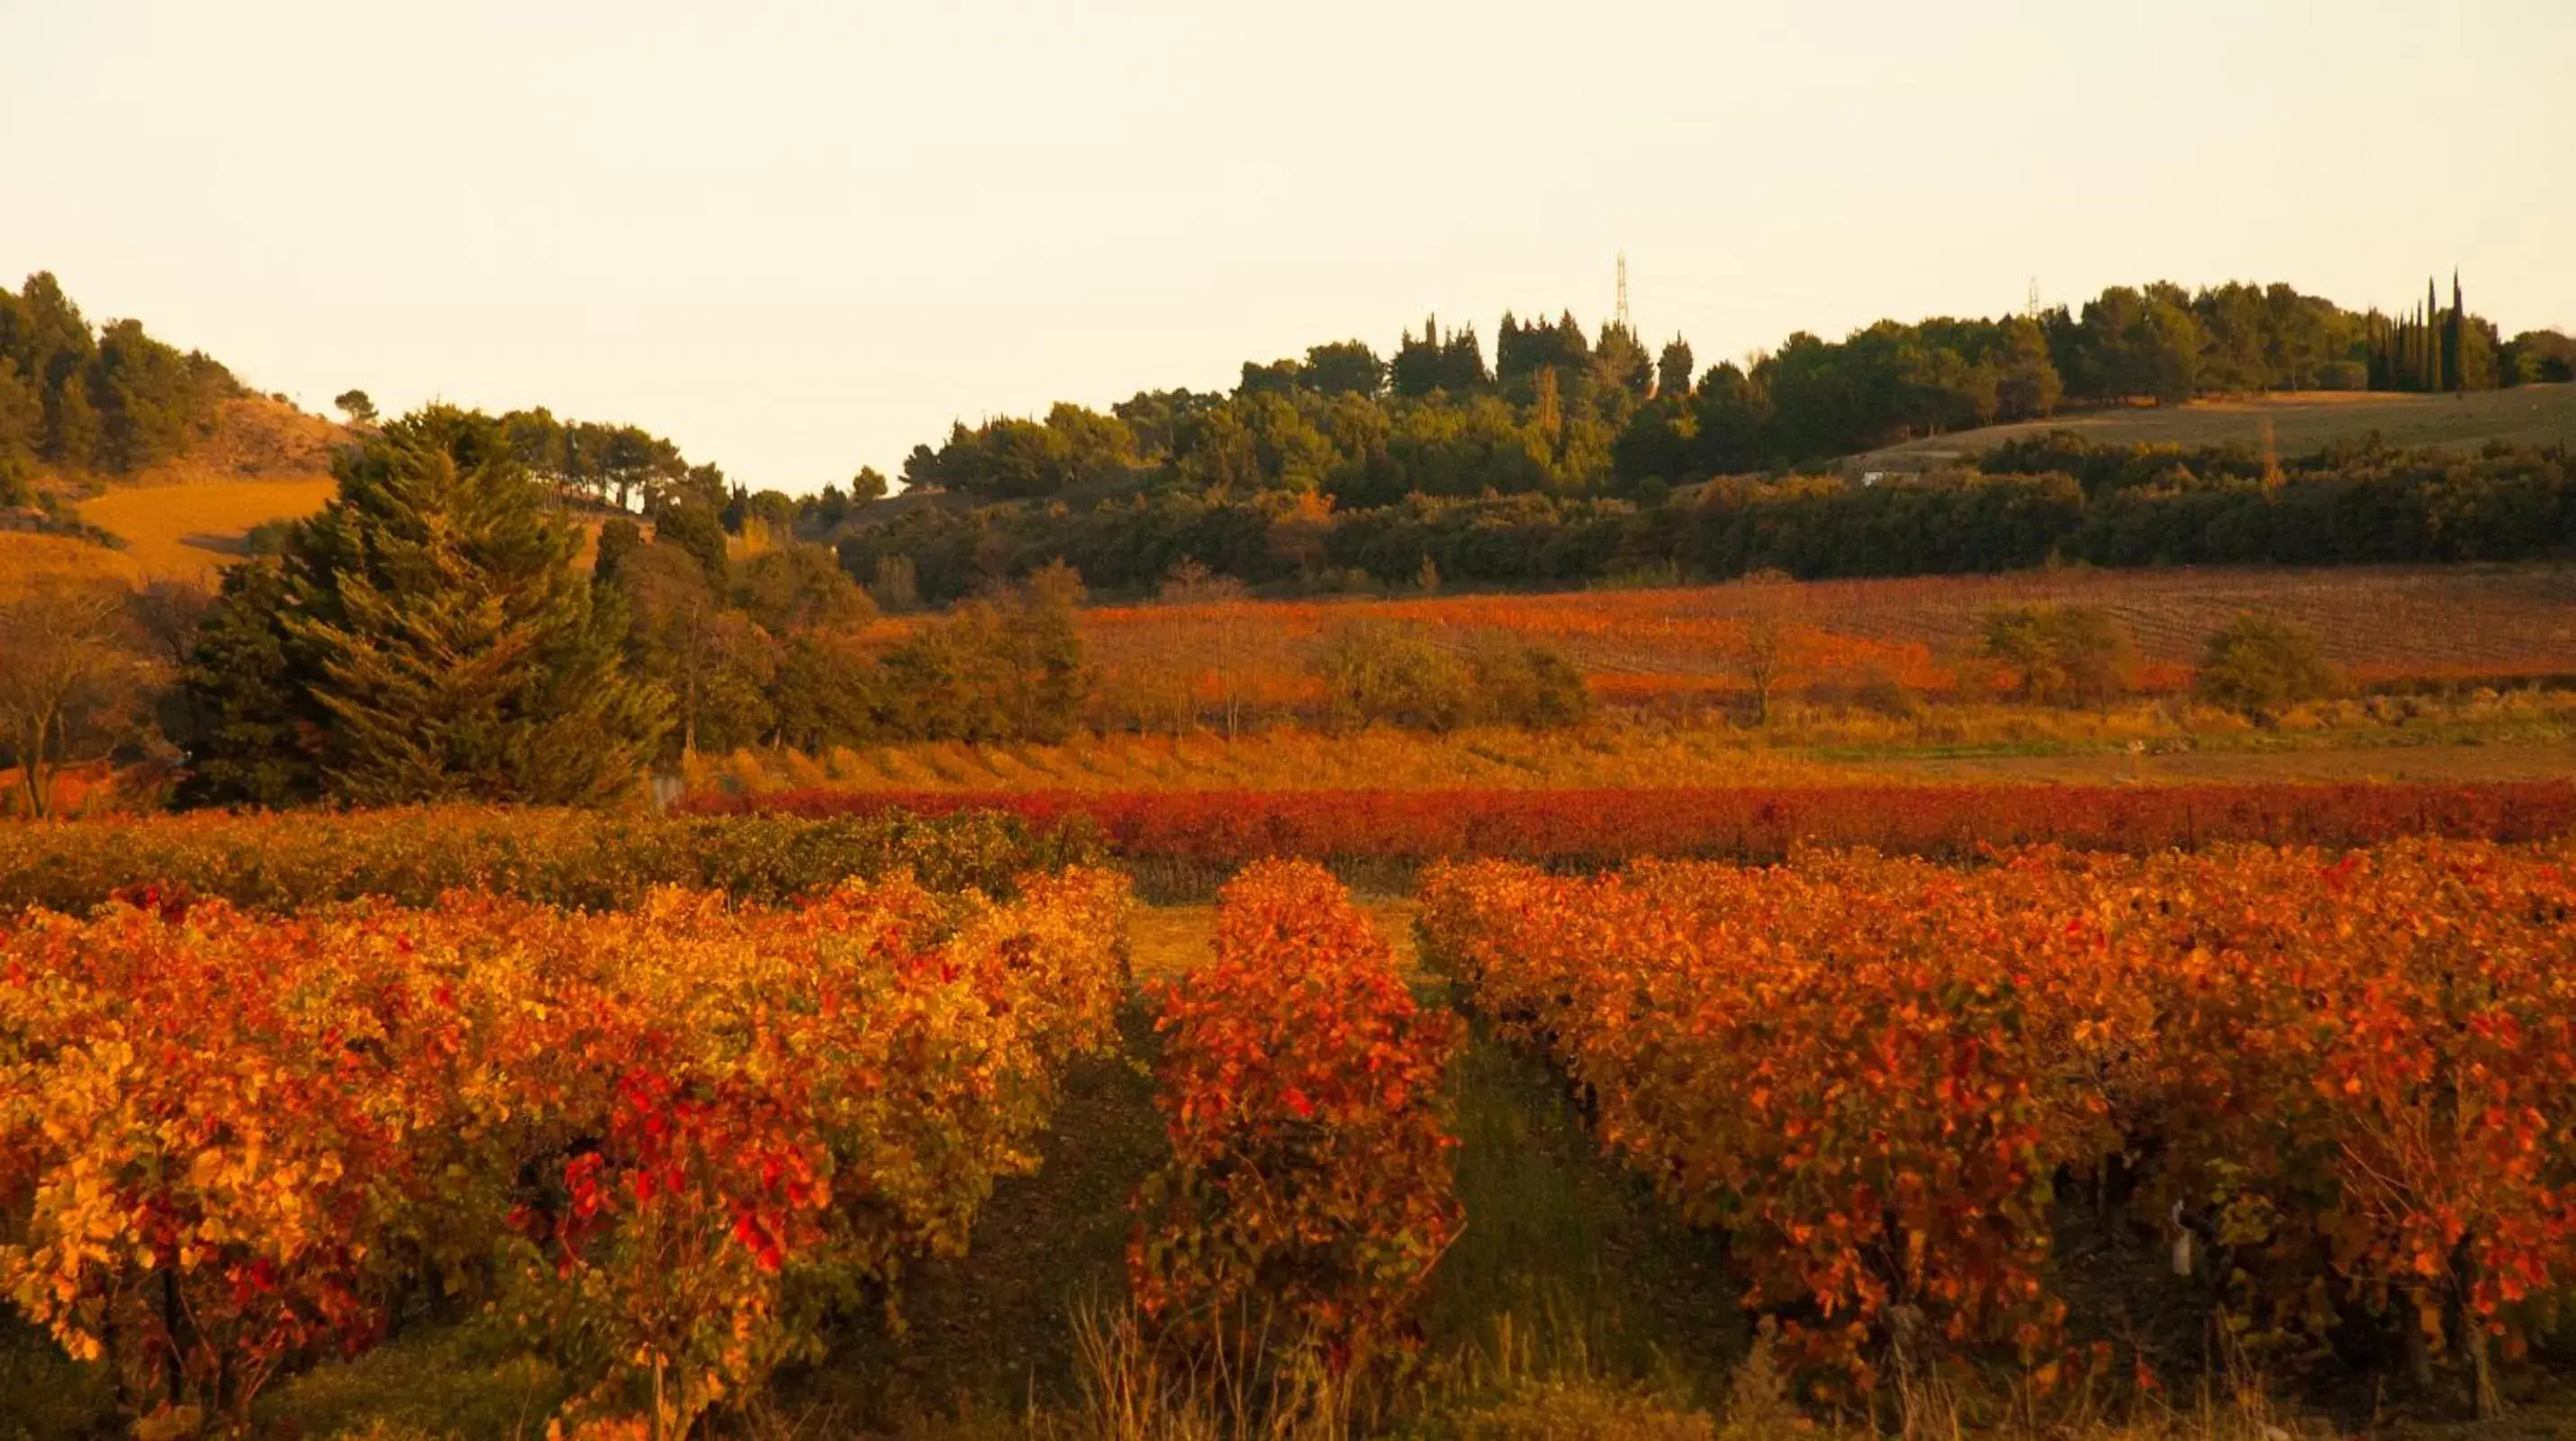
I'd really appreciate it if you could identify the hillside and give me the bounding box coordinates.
[0,391,347,588]
[1853,381,2576,471]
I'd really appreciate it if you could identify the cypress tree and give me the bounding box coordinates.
[2445,270,2465,393]
[2410,279,2431,392]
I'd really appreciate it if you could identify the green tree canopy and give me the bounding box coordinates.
[181,406,667,805]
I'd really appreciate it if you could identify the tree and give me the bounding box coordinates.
[2195,612,2342,721]
[768,628,881,751]
[651,500,731,587]
[2501,330,2576,385]
[871,565,1089,742]
[1977,603,2133,708]
[1725,570,1803,726]
[128,575,214,754]
[1159,557,1255,739]
[175,560,315,806]
[849,466,890,505]
[732,543,871,633]
[1467,641,1590,729]
[334,389,378,425]
[620,543,775,758]
[865,552,922,612]
[0,355,46,494]
[594,515,645,585]
[1657,338,1695,399]
[1304,340,1387,398]
[182,406,668,806]
[1311,621,1474,733]
[0,577,148,817]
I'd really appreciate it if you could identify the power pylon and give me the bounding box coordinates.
[1615,253,1632,334]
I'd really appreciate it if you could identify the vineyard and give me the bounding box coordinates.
[0,805,1101,917]
[1083,566,2576,707]
[1418,841,2576,1412]
[9,799,2576,1437]
[0,867,1132,1437]
[691,780,2576,895]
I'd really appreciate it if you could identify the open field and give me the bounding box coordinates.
[73,476,338,577]
[1855,382,2576,469]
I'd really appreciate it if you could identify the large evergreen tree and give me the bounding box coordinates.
[181,406,668,806]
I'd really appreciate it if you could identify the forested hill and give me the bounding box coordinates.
[813,274,2576,605]
[0,272,247,491]
[881,276,2576,514]
[0,271,741,537]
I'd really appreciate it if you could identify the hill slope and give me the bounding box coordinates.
[2,392,348,589]
[1854,382,2576,471]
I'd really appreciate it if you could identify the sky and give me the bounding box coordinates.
[5,0,2571,494]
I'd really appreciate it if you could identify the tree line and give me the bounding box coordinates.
[0,404,2511,816]
[836,433,2576,603]
[0,272,237,500]
[881,275,2576,517]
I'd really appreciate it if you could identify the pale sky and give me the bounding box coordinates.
[5,0,2571,494]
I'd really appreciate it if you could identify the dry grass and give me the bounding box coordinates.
[0,532,136,587]
[0,394,344,596]
[75,476,338,578]
[1857,382,2576,467]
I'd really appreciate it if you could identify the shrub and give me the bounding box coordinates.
[2195,612,2344,720]
[1312,621,1476,733]
[1467,642,1592,730]
[1975,603,2134,707]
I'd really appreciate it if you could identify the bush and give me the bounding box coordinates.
[2195,612,2343,720]
[1313,621,1476,732]
[241,517,300,557]
[1976,603,2134,707]
[1468,642,1592,730]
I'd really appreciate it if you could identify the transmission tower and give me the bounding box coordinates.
[2026,276,2042,318]
[1615,253,1632,333]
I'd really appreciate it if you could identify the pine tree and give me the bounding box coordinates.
[183,406,669,806]
[176,559,321,807]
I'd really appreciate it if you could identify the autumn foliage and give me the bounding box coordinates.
[0,868,1130,1435]
[705,781,2576,876]
[0,804,1103,917]
[1131,861,1463,1370]
[1419,841,2576,1405]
